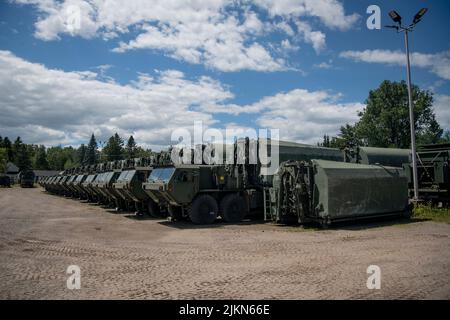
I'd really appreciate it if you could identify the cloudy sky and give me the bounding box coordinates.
[0,0,449,149]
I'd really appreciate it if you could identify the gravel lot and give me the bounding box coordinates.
[0,187,449,299]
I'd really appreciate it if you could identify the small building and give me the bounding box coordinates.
[5,162,19,183]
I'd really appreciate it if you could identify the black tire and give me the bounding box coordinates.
[168,205,183,221]
[147,200,161,218]
[220,194,246,223]
[189,194,218,224]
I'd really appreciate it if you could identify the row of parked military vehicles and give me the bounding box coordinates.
[38,139,450,226]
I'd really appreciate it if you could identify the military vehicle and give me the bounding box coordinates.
[143,163,262,224]
[345,146,410,167]
[94,171,124,208]
[143,139,348,224]
[19,170,35,188]
[40,138,413,228]
[72,170,88,200]
[112,159,148,214]
[0,175,11,187]
[403,143,450,203]
[92,161,128,210]
[265,160,410,227]
[81,173,99,202]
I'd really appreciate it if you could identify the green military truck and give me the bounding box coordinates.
[19,170,35,188]
[142,139,341,224]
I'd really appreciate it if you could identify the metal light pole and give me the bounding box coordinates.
[386,8,428,201]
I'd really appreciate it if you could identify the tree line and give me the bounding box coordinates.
[319,80,449,149]
[0,133,152,173]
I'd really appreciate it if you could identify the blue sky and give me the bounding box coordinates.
[0,0,449,149]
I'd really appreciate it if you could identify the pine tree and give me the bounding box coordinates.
[2,137,13,161]
[14,138,32,171]
[77,144,87,166]
[103,133,124,161]
[126,135,137,159]
[84,134,98,165]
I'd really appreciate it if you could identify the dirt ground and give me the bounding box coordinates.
[0,187,449,299]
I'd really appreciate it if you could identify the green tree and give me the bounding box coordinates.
[354,80,442,148]
[84,134,98,165]
[47,146,66,170]
[125,135,137,159]
[76,144,87,166]
[12,137,23,164]
[2,137,13,161]
[46,146,75,170]
[34,145,49,170]
[319,124,359,149]
[103,133,124,161]
[0,148,7,173]
[14,141,32,171]
[64,158,74,169]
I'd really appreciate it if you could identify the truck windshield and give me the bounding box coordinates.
[94,173,104,183]
[85,175,95,183]
[147,167,175,183]
[104,172,115,183]
[117,170,136,182]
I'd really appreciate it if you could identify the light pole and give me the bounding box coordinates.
[386,8,428,201]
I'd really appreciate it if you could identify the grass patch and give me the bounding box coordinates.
[413,203,450,224]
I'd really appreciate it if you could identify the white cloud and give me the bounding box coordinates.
[313,60,333,69]
[296,21,326,53]
[197,88,363,144]
[14,0,359,72]
[0,50,232,148]
[254,0,359,30]
[253,89,363,144]
[433,94,450,131]
[340,50,450,81]
[0,51,364,147]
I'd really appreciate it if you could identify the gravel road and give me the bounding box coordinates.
[1,187,449,299]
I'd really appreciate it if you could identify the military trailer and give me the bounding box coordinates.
[403,143,450,202]
[19,170,35,188]
[265,160,410,226]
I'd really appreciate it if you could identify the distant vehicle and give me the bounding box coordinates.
[19,170,35,188]
[0,175,11,188]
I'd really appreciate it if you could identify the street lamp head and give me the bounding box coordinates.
[389,10,402,25]
[413,8,428,24]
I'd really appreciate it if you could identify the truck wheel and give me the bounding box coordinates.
[189,194,218,224]
[220,194,246,223]
[168,205,183,221]
[147,200,161,218]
